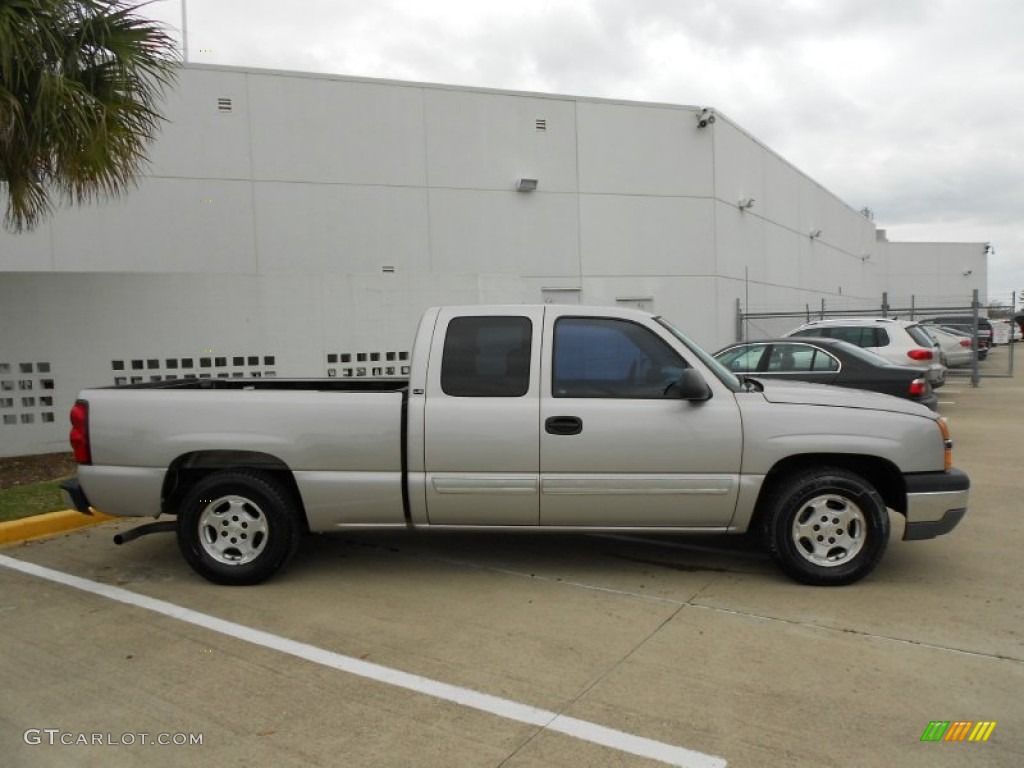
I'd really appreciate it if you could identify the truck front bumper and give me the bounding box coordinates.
[60,476,94,515]
[902,468,970,540]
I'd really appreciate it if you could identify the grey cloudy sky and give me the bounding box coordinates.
[147,0,1023,300]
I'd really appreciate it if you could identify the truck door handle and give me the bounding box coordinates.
[545,416,583,435]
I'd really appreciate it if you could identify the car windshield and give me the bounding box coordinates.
[906,324,938,347]
[655,317,743,391]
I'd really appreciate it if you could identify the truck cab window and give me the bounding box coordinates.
[553,317,685,398]
[441,316,532,397]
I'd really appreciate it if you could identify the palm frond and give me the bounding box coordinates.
[0,0,179,232]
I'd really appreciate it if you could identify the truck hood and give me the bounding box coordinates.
[747,377,935,418]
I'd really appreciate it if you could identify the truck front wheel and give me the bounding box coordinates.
[764,468,890,586]
[177,471,301,585]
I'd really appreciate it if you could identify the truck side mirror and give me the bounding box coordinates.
[672,368,713,401]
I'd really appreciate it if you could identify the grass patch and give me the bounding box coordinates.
[0,479,69,523]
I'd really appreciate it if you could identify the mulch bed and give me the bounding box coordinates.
[0,452,77,490]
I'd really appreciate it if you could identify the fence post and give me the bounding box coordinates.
[910,295,916,320]
[736,298,743,342]
[971,289,980,388]
[881,292,890,318]
[1010,290,1016,377]
[820,298,825,320]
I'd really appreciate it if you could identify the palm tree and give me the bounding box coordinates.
[0,0,178,232]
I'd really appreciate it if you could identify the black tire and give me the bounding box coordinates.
[176,471,301,585]
[764,468,889,586]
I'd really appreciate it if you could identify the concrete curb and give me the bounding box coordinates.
[0,509,116,546]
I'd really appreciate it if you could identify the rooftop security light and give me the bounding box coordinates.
[696,108,716,128]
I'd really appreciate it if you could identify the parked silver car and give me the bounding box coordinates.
[62,304,970,587]
[922,325,975,368]
[920,315,993,358]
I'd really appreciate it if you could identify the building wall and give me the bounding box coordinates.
[876,236,989,306]
[0,64,985,456]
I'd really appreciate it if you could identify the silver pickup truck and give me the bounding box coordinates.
[63,304,969,587]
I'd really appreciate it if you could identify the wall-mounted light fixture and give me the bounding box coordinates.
[516,178,538,193]
[984,243,994,255]
[696,108,716,129]
[809,229,822,239]
[963,269,973,276]
[859,254,871,262]
[737,197,755,210]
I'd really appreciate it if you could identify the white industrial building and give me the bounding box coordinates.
[0,64,988,457]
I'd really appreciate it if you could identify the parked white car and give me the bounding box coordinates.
[991,320,1019,345]
[784,317,947,387]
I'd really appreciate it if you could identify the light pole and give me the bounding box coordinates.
[181,0,189,63]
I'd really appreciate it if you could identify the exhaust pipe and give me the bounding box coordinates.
[113,521,177,545]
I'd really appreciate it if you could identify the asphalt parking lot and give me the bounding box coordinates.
[2,365,1022,767]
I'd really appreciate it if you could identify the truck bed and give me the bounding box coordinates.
[76,383,409,527]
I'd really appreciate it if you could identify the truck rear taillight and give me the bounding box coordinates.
[907,349,933,361]
[69,400,91,465]
[908,378,929,397]
[959,339,972,348]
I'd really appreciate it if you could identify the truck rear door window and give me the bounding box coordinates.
[553,317,685,398]
[441,316,532,397]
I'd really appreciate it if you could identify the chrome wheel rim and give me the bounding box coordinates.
[791,493,866,567]
[197,495,269,566]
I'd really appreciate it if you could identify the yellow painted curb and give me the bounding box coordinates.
[0,509,116,546]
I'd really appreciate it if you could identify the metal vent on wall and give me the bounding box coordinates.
[325,350,410,379]
[616,296,655,312]
[217,97,233,113]
[110,354,276,385]
[541,287,581,305]
[0,361,56,427]
[535,118,547,131]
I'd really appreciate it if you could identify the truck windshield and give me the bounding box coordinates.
[654,317,743,391]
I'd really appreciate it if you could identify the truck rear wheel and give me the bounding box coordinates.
[764,468,889,586]
[177,471,300,585]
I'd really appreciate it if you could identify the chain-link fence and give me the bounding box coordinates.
[737,291,1018,386]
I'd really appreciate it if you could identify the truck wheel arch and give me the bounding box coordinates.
[161,450,309,533]
[752,453,906,530]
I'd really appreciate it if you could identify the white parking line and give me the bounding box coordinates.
[0,554,726,768]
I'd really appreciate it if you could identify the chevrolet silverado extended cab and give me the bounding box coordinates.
[63,305,969,587]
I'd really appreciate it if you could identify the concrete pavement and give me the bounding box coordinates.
[1,364,1021,767]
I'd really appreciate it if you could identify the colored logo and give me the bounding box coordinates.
[921,721,996,742]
